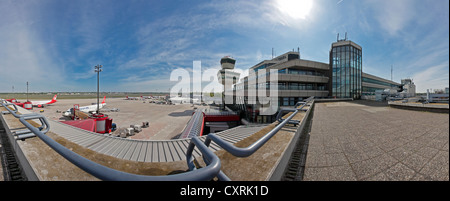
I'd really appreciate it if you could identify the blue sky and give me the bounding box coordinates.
[0,0,448,93]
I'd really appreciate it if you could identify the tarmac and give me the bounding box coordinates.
[303,100,449,181]
[31,98,203,140]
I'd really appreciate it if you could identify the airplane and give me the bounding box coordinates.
[63,96,106,117]
[169,96,200,105]
[125,95,141,100]
[30,95,58,107]
[141,95,153,99]
[4,95,57,108]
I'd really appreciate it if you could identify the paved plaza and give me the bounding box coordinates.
[303,100,449,181]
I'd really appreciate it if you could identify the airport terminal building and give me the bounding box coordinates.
[230,38,403,123]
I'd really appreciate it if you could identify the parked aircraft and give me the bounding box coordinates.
[30,95,58,107]
[63,96,106,117]
[4,95,57,108]
[125,96,141,100]
[169,96,200,105]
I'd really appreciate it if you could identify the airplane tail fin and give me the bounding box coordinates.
[102,96,106,104]
[48,94,58,104]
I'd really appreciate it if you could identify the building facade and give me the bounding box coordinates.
[229,38,403,123]
[399,78,416,97]
[231,51,330,123]
[361,72,402,100]
[330,40,362,99]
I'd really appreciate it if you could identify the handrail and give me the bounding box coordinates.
[2,101,221,181]
[204,101,307,158]
[20,116,221,181]
[1,96,314,181]
[201,98,314,180]
[1,102,50,140]
[276,102,307,125]
[21,113,51,133]
[1,102,19,116]
[1,102,50,131]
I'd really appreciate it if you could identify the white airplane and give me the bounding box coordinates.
[125,95,141,100]
[63,96,106,117]
[29,95,58,107]
[141,95,153,99]
[169,96,200,105]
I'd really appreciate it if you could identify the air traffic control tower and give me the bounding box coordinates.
[217,56,240,110]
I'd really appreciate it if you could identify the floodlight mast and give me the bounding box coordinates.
[26,82,29,101]
[94,64,103,114]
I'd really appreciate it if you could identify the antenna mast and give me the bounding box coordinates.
[391,65,393,81]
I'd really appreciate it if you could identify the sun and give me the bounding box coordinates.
[275,0,313,20]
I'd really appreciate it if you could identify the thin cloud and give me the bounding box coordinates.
[367,0,416,36]
[412,62,449,93]
[0,2,65,92]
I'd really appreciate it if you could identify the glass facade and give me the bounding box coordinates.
[330,43,362,99]
[220,57,236,65]
[362,77,400,88]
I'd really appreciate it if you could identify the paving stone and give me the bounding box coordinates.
[402,153,430,173]
[410,173,433,181]
[351,158,384,180]
[420,151,449,181]
[416,146,440,159]
[363,145,385,159]
[303,167,329,181]
[327,164,357,181]
[326,152,348,166]
[443,142,449,151]
[385,162,416,181]
[365,172,390,181]
[388,146,415,162]
[303,101,449,181]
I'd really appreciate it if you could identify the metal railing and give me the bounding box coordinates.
[0,97,314,181]
[202,98,312,181]
[1,101,220,181]
[275,96,313,126]
[1,102,50,140]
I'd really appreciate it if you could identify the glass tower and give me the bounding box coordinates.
[330,40,362,99]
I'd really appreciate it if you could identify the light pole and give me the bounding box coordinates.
[95,64,102,114]
[26,82,29,101]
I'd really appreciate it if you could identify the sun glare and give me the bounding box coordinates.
[276,0,313,20]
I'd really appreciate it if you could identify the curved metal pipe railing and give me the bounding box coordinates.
[1,102,51,140]
[2,101,221,181]
[204,107,301,158]
[1,102,19,116]
[200,98,314,180]
[23,117,221,181]
[1,97,314,181]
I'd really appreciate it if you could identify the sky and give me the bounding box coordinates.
[0,0,448,93]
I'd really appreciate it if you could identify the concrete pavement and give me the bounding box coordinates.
[303,100,449,181]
